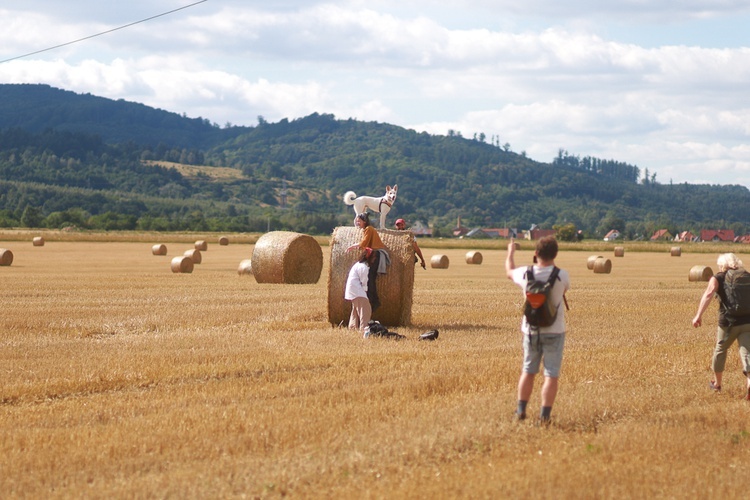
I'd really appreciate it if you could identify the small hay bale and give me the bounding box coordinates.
[587,255,603,270]
[32,236,45,247]
[184,249,202,264]
[465,251,483,265]
[238,259,253,276]
[171,256,194,273]
[0,248,13,266]
[689,265,713,282]
[219,236,229,246]
[614,247,625,257]
[151,244,167,256]
[431,254,450,269]
[252,231,323,284]
[328,226,415,327]
[195,240,208,251]
[671,246,682,257]
[512,242,521,250]
[593,257,612,274]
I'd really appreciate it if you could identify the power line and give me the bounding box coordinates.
[0,0,208,64]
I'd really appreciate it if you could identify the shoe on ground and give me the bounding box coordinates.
[516,411,526,421]
[709,380,722,392]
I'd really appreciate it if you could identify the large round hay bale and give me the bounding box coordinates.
[195,240,208,251]
[32,236,45,247]
[689,265,713,282]
[0,248,13,266]
[219,236,229,246]
[151,244,167,256]
[238,259,253,276]
[671,247,682,257]
[184,249,202,264]
[593,257,612,274]
[465,251,483,265]
[171,256,194,273]
[614,247,625,257]
[328,226,415,327]
[587,255,603,270]
[252,231,323,284]
[431,254,450,269]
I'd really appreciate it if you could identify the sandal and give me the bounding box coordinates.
[709,381,722,392]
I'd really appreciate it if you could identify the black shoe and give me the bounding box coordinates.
[516,411,526,421]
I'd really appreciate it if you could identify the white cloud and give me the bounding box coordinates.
[1,1,750,186]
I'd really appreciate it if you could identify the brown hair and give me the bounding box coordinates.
[536,236,558,261]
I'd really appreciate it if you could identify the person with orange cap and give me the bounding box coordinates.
[395,218,426,270]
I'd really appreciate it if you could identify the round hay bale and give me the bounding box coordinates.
[593,257,612,274]
[184,249,202,264]
[238,259,253,276]
[587,255,603,270]
[614,247,625,257]
[431,254,450,269]
[689,265,713,282]
[252,231,323,284]
[328,226,415,327]
[151,244,167,256]
[0,248,13,266]
[195,240,208,251]
[465,251,483,265]
[32,236,45,247]
[219,236,229,246]
[671,246,682,257]
[171,256,194,273]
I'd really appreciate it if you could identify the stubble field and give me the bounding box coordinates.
[2,233,750,498]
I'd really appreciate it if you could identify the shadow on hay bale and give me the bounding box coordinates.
[184,249,202,264]
[431,254,449,269]
[252,231,323,284]
[171,256,194,273]
[328,226,415,327]
[152,244,167,256]
[465,251,483,264]
[587,255,603,270]
[689,265,713,282]
[0,248,13,266]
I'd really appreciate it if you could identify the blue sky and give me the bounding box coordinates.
[2,0,750,187]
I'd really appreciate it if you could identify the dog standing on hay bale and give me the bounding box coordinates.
[252,231,323,284]
[328,226,415,327]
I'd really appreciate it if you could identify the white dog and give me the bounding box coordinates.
[343,185,398,229]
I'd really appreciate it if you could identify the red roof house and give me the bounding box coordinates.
[700,229,735,242]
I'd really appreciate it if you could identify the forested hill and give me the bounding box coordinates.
[1,83,749,238]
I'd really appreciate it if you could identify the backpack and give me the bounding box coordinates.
[722,269,750,318]
[523,266,561,329]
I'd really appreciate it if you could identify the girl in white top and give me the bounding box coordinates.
[346,248,376,335]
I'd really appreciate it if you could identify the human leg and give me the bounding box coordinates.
[734,326,750,398]
[367,253,381,310]
[517,334,541,419]
[711,326,738,389]
[539,334,564,421]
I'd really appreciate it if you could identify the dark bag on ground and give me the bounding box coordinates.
[722,269,750,319]
[366,320,405,340]
[523,266,561,328]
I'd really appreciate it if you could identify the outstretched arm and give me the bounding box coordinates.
[693,276,719,327]
[505,238,517,280]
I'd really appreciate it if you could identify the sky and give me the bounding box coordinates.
[2,0,750,187]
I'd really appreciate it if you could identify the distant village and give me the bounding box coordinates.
[409,217,746,243]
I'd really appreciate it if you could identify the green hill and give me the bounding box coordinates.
[1,83,749,238]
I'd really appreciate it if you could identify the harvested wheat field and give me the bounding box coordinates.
[2,237,750,498]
